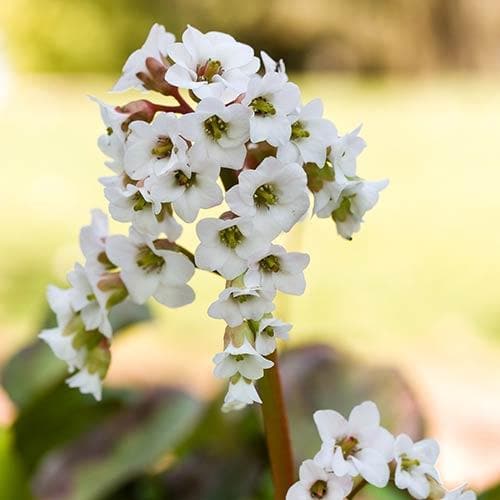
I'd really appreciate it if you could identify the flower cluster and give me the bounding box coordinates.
[40,23,387,405]
[287,401,476,500]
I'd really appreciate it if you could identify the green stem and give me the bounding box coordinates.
[259,350,295,499]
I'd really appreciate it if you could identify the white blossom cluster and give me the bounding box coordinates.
[40,23,387,404]
[287,401,476,500]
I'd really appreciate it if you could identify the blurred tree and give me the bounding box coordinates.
[2,0,500,73]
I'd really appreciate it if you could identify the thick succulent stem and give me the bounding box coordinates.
[259,350,295,499]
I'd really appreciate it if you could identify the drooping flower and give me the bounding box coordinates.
[67,263,113,338]
[244,244,310,295]
[124,112,188,179]
[101,174,182,239]
[225,156,310,239]
[317,179,389,240]
[105,230,195,307]
[180,97,251,170]
[286,460,353,500]
[443,486,477,500]
[213,338,273,380]
[314,401,395,488]
[145,147,223,223]
[166,25,259,102]
[329,125,366,177]
[66,367,104,401]
[39,286,86,371]
[242,72,300,146]
[394,434,440,500]
[195,216,269,280]
[221,375,262,413]
[113,23,175,92]
[208,284,275,327]
[253,316,292,356]
[277,99,337,166]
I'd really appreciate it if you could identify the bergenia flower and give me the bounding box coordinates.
[286,460,353,500]
[394,434,440,499]
[314,401,395,487]
[166,25,259,102]
[225,156,310,239]
[113,23,175,92]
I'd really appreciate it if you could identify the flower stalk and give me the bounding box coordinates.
[259,350,296,498]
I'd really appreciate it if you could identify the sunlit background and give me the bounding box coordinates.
[0,0,499,498]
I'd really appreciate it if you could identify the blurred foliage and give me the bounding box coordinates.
[2,0,500,73]
[1,300,498,499]
[2,299,429,500]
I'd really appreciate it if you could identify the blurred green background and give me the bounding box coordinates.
[0,0,499,498]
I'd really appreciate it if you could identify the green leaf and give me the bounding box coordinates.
[32,390,201,500]
[1,301,152,410]
[0,427,32,500]
[479,482,500,500]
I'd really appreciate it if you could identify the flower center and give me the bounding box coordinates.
[233,294,253,304]
[198,59,223,83]
[401,455,421,471]
[234,354,246,362]
[175,170,196,188]
[151,136,174,159]
[106,126,113,136]
[291,120,310,140]
[136,245,165,273]
[219,225,244,249]
[204,115,228,140]
[338,436,359,458]
[259,254,281,273]
[254,184,278,208]
[132,192,151,212]
[331,195,354,222]
[309,480,328,498]
[250,96,276,116]
[263,325,275,337]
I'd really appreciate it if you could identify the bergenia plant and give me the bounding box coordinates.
[39,23,476,500]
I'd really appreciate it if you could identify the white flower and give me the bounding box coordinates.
[314,401,395,488]
[39,286,85,371]
[195,216,269,280]
[242,73,300,146]
[105,230,195,307]
[67,263,112,337]
[145,147,223,223]
[91,96,127,174]
[443,486,477,500]
[180,97,250,170]
[80,209,111,274]
[329,125,366,177]
[312,166,348,218]
[244,244,310,295]
[254,316,291,356]
[261,50,287,79]
[208,285,275,327]
[321,179,389,240]
[277,99,337,166]
[101,174,182,240]
[166,25,259,102]
[124,112,188,179]
[221,376,262,412]
[213,338,273,380]
[286,460,353,500]
[226,157,310,239]
[66,367,103,401]
[113,23,175,92]
[394,434,440,499]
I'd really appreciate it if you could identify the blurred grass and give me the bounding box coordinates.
[0,72,499,487]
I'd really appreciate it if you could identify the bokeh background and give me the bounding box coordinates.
[0,1,499,498]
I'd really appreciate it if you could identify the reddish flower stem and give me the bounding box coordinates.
[259,350,295,499]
